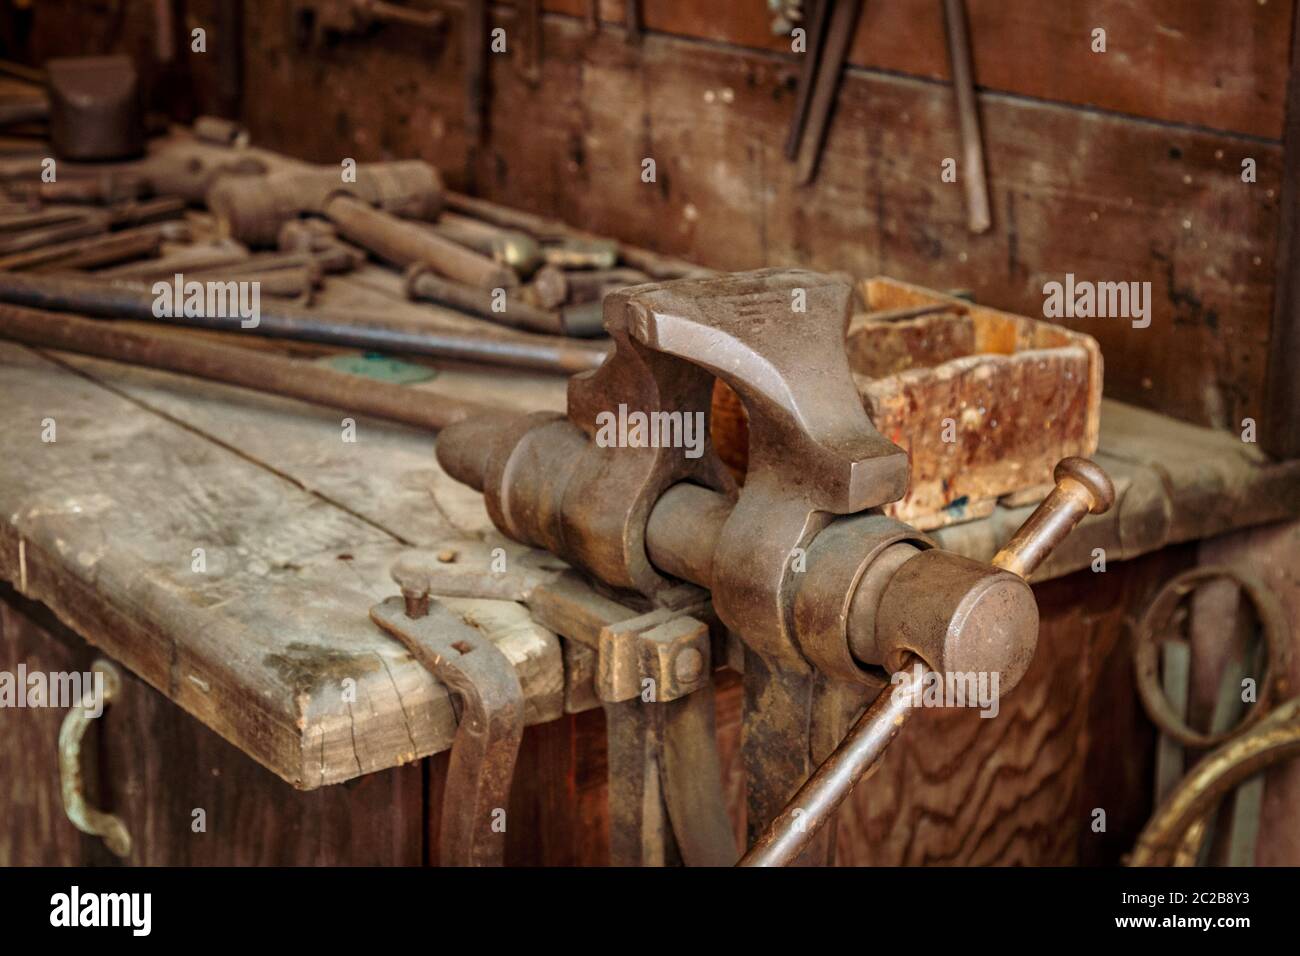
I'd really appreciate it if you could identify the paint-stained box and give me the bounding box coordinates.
[711,277,1103,530]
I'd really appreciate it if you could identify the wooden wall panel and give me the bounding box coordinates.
[554,1,1293,139]
[235,12,1280,432]
[13,4,1288,433]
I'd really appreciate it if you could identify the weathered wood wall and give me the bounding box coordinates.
[17,0,1291,437]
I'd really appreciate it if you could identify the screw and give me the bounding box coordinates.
[674,647,704,685]
[401,586,430,619]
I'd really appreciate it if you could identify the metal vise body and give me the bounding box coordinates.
[435,268,1111,865]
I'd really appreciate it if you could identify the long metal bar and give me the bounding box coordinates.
[0,302,495,432]
[793,0,863,186]
[783,0,831,160]
[0,272,608,374]
[941,0,991,233]
[738,654,925,867]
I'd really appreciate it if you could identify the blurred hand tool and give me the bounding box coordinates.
[297,0,447,46]
[98,240,252,280]
[0,223,179,273]
[516,0,543,85]
[0,301,496,432]
[789,0,862,185]
[783,0,829,161]
[941,0,991,232]
[46,56,144,161]
[428,212,543,276]
[405,266,566,335]
[0,271,608,374]
[325,194,516,289]
[626,0,642,44]
[207,160,443,246]
[0,96,48,127]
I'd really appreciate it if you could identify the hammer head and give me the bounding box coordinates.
[47,56,144,161]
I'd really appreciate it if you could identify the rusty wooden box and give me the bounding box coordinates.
[712,277,1102,529]
[851,277,1102,529]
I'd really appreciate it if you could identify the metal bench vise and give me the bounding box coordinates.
[398,268,1113,865]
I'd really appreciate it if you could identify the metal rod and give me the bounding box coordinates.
[325,194,515,290]
[793,0,863,186]
[738,655,926,866]
[942,0,992,233]
[406,267,564,335]
[0,302,494,432]
[990,457,1114,579]
[0,272,609,375]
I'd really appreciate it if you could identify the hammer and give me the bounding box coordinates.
[207,162,516,290]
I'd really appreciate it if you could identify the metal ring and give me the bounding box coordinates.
[1132,566,1291,750]
[1130,696,1300,866]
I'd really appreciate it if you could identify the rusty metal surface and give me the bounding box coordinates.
[991,457,1114,578]
[406,266,564,335]
[206,160,443,247]
[371,596,523,866]
[739,655,925,867]
[395,542,736,865]
[1133,566,1292,750]
[58,659,132,859]
[326,194,516,290]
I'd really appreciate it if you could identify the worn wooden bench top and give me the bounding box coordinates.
[2,336,1296,789]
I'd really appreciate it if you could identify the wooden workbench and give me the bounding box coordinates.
[1,330,1296,863]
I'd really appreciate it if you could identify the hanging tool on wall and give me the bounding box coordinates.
[941,0,990,232]
[784,0,993,231]
[625,0,642,44]
[785,0,862,185]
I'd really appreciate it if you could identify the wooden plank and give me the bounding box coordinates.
[0,589,424,864]
[26,1,1291,139]
[549,1,1292,139]
[237,17,1282,432]
[0,342,563,789]
[1197,520,1300,865]
[1264,2,1300,459]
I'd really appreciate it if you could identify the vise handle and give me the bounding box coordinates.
[739,458,1115,866]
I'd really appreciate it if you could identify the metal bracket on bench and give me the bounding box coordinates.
[370,595,524,867]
